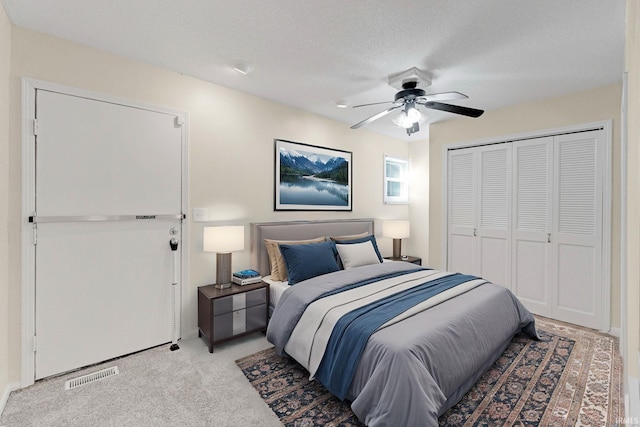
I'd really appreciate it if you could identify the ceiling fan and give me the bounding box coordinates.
[350,81,484,136]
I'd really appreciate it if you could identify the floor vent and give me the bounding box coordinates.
[64,366,119,390]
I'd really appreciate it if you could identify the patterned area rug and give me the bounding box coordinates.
[236,316,623,427]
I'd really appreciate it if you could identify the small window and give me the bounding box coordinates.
[384,156,409,204]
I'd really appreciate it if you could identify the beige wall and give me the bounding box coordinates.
[1,1,12,400]
[7,27,411,384]
[408,139,429,261]
[625,0,640,380]
[427,83,623,328]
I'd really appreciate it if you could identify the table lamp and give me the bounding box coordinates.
[383,220,410,259]
[203,225,245,289]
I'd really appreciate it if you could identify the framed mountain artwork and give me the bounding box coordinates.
[274,139,352,211]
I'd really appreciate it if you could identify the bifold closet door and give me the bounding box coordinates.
[551,130,603,329]
[447,149,476,276]
[476,145,512,288]
[512,137,554,317]
[447,129,607,329]
[447,145,511,288]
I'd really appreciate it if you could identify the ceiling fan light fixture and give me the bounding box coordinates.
[392,106,423,128]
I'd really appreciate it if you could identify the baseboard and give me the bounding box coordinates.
[608,326,621,338]
[0,382,20,418]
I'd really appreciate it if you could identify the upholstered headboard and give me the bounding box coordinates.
[250,219,375,276]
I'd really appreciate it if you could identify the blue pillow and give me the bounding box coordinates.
[279,241,340,285]
[331,235,383,263]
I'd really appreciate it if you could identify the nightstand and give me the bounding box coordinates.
[198,281,269,353]
[384,255,422,266]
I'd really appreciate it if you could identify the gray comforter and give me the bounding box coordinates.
[267,262,538,427]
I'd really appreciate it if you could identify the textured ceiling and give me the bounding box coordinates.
[2,0,626,141]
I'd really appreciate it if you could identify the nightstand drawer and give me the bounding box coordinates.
[212,304,267,341]
[213,288,267,315]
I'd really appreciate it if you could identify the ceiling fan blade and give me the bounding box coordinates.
[352,100,400,108]
[423,101,484,118]
[350,105,403,129]
[422,91,468,102]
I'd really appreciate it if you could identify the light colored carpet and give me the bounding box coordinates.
[0,334,283,427]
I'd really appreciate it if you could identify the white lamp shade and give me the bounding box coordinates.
[203,226,245,253]
[383,220,410,239]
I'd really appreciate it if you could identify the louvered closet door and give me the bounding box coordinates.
[551,131,603,328]
[447,149,477,275]
[477,145,512,288]
[447,146,511,283]
[512,137,553,316]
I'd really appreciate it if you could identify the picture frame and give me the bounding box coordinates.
[274,139,352,211]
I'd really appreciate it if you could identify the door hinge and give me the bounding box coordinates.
[33,335,37,352]
[547,233,551,243]
[33,119,39,136]
[32,224,37,245]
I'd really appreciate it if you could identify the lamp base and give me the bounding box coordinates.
[215,253,232,290]
[392,238,402,259]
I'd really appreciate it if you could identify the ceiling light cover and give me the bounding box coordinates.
[392,106,424,128]
[232,61,254,75]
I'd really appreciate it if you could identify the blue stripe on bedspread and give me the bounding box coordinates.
[315,273,478,400]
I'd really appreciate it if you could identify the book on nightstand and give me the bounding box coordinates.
[232,275,263,286]
[233,269,261,279]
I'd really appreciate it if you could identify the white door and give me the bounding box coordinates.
[477,145,511,288]
[33,89,184,379]
[551,130,604,329]
[447,145,511,287]
[447,149,477,275]
[511,137,554,316]
[446,127,609,330]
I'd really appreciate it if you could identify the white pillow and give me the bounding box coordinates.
[336,241,382,269]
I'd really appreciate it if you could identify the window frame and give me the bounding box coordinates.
[383,155,409,204]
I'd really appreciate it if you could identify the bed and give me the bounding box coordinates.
[251,219,537,427]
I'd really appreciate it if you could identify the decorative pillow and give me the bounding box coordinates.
[335,241,382,269]
[331,234,383,263]
[264,236,325,281]
[329,231,369,241]
[279,241,339,285]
